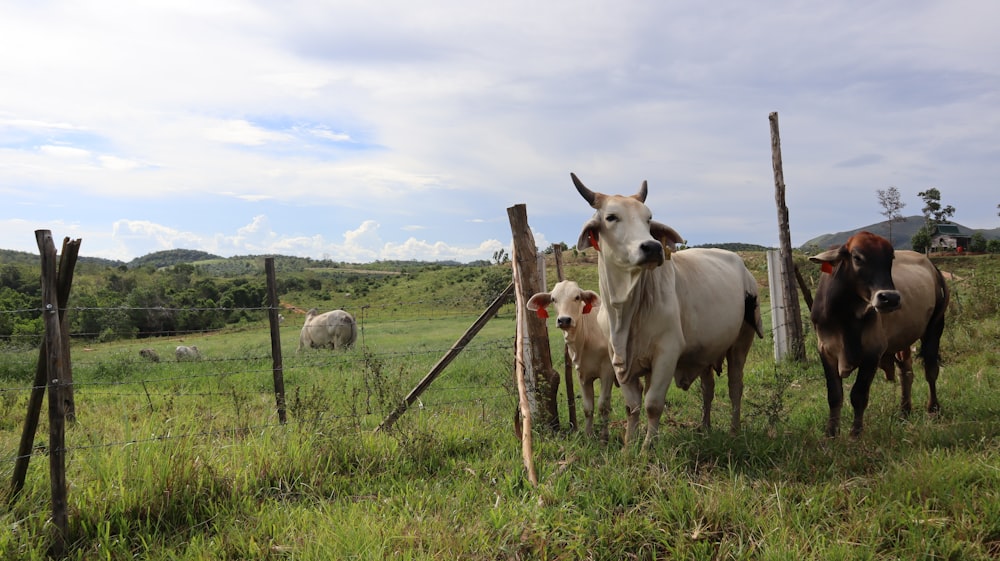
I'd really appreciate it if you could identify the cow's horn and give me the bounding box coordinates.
[635,180,648,203]
[571,173,597,207]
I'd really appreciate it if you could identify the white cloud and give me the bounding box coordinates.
[38,145,91,159]
[99,155,145,171]
[203,120,293,146]
[1,0,998,264]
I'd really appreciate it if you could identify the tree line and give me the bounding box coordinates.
[0,259,402,346]
[0,253,512,347]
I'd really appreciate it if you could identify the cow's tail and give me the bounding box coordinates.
[740,267,764,338]
[346,318,358,349]
[744,293,764,339]
[919,266,950,365]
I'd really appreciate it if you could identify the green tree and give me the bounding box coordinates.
[910,227,932,254]
[0,286,37,342]
[492,248,509,265]
[912,188,956,254]
[918,188,956,225]
[969,233,987,253]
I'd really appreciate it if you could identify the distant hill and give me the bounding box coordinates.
[127,249,224,269]
[0,248,126,269]
[692,242,773,252]
[799,216,1000,251]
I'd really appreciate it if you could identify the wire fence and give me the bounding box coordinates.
[0,299,521,476]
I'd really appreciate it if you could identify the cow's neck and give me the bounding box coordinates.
[598,253,670,381]
[814,272,882,376]
[815,272,871,324]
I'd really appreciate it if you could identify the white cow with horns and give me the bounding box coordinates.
[298,308,357,351]
[527,280,616,440]
[572,173,763,448]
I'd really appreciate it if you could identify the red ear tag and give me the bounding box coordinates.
[588,231,600,251]
[582,301,594,314]
[535,307,548,319]
[821,262,833,274]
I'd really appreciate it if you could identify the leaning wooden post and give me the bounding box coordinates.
[507,204,559,431]
[552,245,578,431]
[37,230,69,555]
[55,238,80,422]
[264,258,287,424]
[512,253,538,485]
[769,112,806,361]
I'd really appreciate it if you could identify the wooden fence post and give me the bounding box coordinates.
[10,238,79,502]
[56,238,80,422]
[37,230,69,556]
[552,245,577,431]
[769,111,806,361]
[264,258,286,424]
[507,204,559,431]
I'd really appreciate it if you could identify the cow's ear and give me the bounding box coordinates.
[809,247,845,274]
[577,216,601,251]
[526,293,552,319]
[650,221,683,249]
[581,290,600,314]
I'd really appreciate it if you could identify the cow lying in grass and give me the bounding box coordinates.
[298,308,357,351]
[175,345,201,361]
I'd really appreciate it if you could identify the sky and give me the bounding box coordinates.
[2,1,998,264]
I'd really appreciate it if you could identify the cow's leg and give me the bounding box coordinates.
[848,361,879,437]
[726,335,751,435]
[698,367,715,432]
[923,347,942,414]
[879,353,897,382]
[641,353,679,449]
[821,354,844,437]
[580,376,596,436]
[896,349,914,416]
[596,372,614,443]
[920,326,944,414]
[619,379,643,447]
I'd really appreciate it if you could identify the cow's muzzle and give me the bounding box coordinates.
[556,316,573,329]
[637,240,664,267]
[872,289,901,312]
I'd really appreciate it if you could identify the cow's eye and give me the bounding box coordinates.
[605,214,618,223]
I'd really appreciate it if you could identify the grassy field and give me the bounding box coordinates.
[1,252,998,560]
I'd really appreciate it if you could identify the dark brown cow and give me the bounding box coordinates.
[809,231,949,437]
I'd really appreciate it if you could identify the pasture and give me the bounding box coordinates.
[1,252,998,560]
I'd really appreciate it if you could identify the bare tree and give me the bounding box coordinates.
[876,186,906,245]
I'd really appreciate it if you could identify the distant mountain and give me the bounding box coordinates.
[692,242,774,252]
[127,249,224,269]
[799,216,1000,251]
